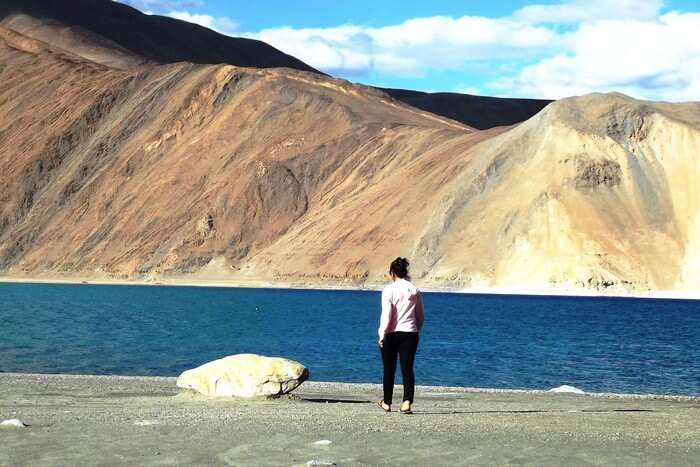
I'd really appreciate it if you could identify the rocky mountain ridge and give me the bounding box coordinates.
[0,0,550,130]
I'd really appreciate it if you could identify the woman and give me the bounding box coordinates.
[377,257,424,414]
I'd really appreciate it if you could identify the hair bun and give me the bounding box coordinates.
[390,257,411,280]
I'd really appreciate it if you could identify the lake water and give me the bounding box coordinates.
[1,282,698,395]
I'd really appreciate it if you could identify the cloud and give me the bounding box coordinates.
[116,1,238,35]
[490,12,700,100]
[247,17,557,77]
[454,86,483,96]
[167,11,238,35]
[117,0,700,101]
[244,0,700,101]
[244,0,674,80]
[245,26,375,76]
[118,0,202,14]
[512,0,664,24]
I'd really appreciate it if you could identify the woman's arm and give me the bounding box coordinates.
[415,291,425,331]
[378,287,393,341]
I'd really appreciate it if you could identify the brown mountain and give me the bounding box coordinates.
[1,25,699,294]
[0,0,551,130]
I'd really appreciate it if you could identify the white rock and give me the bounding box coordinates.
[1,419,28,428]
[314,440,333,446]
[176,353,309,398]
[548,385,585,394]
[306,461,337,467]
[134,420,160,426]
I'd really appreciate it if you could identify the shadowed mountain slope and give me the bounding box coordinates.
[1,26,699,293]
[379,88,552,130]
[0,0,548,129]
[0,0,320,71]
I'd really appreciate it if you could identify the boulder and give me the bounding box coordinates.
[176,353,309,398]
[548,385,585,394]
[1,419,28,428]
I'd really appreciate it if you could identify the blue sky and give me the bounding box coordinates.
[120,0,700,101]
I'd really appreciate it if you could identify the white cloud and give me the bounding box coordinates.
[491,12,700,100]
[116,1,238,35]
[243,25,375,76]
[119,0,700,101]
[166,10,238,34]
[118,0,202,14]
[244,0,700,101]
[513,0,664,24]
[454,86,483,96]
[247,17,557,77]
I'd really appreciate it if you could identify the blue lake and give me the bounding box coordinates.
[0,282,698,395]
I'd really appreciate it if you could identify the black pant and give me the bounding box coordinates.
[381,331,419,404]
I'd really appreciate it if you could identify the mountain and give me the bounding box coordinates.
[0,0,320,71]
[0,0,550,130]
[1,25,699,294]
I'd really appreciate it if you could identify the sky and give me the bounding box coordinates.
[118,0,700,101]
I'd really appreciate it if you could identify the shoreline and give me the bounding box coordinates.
[2,372,698,401]
[1,275,699,301]
[2,372,699,466]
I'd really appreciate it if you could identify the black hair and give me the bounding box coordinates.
[389,257,410,280]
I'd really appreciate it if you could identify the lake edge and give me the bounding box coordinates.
[2,275,699,301]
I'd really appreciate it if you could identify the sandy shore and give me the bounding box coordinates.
[1,374,698,466]
[1,275,699,300]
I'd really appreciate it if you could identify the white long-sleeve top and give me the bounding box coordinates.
[378,278,425,339]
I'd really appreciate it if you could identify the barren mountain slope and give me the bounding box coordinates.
[427,94,700,292]
[0,0,550,130]
[1,27,699,293]
[0,26,473,283]
[228,93,700,293]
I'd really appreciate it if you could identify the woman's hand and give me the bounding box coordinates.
[378,339,384,348]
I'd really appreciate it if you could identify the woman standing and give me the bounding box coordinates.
[377,257,425,414]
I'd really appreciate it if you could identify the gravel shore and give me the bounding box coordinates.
[1,373,698,466]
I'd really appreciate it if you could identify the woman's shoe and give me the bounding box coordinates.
[399,401,413,414]
[377,400,391,412]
